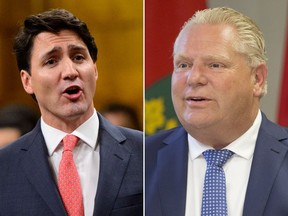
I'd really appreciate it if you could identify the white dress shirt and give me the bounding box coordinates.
[185,110,262,216]
[41,109,99,216]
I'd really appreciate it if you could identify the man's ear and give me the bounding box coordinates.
[253,63,267,97]
[20,70,34,94]
[94,63,98,81]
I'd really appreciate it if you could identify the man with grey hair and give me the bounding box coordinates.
[146,7,288,216]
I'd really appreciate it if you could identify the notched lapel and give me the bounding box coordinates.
[93,120,131,216]
[21,129,66,216]
[157,128,188,216]
[243,127,288,216]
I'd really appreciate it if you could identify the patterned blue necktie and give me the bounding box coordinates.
[201,149,234,216]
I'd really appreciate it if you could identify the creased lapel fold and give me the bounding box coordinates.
[21,129,66,216]
[243,120,288,216]
[157,128,188,216]
[93,117,131,216]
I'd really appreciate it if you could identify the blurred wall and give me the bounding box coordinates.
[208,0,288,122]
[0,0,143,128]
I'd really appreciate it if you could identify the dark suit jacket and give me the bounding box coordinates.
[0,113,143,216]
[145,112,288,216]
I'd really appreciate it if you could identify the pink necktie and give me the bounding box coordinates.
[58,134,84,216]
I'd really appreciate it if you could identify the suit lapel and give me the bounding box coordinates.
[93,115,131,215]
[157,127,188,216]
[243,114,288,216]
[21,123,66,216]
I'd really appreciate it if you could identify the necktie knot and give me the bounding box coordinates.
[203,149,234,167]
[63,134,79,152]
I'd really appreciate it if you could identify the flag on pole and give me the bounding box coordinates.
[145,0,207,135]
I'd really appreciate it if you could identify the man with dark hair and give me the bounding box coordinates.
[0,104,39,148]
[102,103,141,130]
[0,9,142,216]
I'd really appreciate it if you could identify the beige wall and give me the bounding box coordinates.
[0,0,143,128]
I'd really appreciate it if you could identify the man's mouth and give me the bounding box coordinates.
[187,97,209,102]
[189,97,206,101]
[63,85,82,100]
[65,86,81,95]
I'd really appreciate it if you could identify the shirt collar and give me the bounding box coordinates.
[41,109,99,156]
[188,110,262,160]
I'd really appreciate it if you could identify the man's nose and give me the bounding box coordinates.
[62,59,79,80]
[186,64,208,87]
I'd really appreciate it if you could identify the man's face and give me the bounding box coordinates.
[172,23,266,143]
[21,30,97,130]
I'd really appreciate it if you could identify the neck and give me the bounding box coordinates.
[186,110,259,149]
[42,108,94,133]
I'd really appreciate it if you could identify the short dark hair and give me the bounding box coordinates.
[102,103,141,130]
[13,8,98,73]
[0,104,39,136]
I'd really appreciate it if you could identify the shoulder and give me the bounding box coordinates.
[146,127,181,140]
[145,126,186,164]
[0,129,37,176]
[97,113,143,151]
[116,126,143,154]
[117,126,143,141]
[146,126,185,149]
[0,121,41,164]
[260,112,288,142]
[0,126,38,155]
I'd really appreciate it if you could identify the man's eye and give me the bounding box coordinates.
[45,59,57,66]
[178,63,188,68]
[210,63,222,68]
[73,54,85,62]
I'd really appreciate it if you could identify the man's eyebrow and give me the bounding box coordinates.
[173,54,193,62]
[40,46,62,61]
[68,44,88,52]
[174,54,231,62]
[202,55,232,64]
[39,45,88,62]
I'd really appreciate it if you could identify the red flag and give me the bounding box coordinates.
[145,0,207,134]
[145,0,207,88]
[278,20,288,126]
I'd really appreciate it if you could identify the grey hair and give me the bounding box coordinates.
[174,7,267,95]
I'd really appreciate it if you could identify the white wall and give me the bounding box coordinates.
[208,0,288,122]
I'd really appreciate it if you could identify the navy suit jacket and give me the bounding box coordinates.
[0,113,143,216]
[145,113,288,216]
